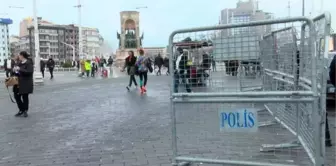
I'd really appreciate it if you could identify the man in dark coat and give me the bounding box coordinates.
[46,57,55,79]
[325,54,335,147]
[154,54,164,75]
[40,59,46,78]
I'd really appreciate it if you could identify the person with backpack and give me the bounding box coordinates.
[135,49,152,94]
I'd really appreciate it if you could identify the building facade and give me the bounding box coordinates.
[213,0,273,63]
[28,24,79,61]
[19,17,53,37]
[0,18,13,67]
[143,47,167,59]
[82,27,104,59]
[220,0,272,36]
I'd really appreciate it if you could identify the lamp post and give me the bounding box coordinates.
[74,0,82,61]
[59,41,76,62]
[33,0,43,84]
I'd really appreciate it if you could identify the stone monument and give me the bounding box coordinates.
[116,11,144,67]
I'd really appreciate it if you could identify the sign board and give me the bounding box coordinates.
[0,18,13,24]
[219,109,258,132]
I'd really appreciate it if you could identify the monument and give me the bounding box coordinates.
[116,11,144,67]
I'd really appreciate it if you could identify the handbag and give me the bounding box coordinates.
[4,77,18,103]
[5,76,18,87]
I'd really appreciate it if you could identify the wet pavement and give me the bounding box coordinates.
[0,74,334,166]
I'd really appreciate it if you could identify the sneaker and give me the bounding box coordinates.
[142,86,147,92]
[23,111,28,118]
[126,86,130,91]
[14,111,23,117]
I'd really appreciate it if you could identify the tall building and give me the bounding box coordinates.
[19,17,52,37]
[0,18,13,67]
[220,0,272,36]
[28,24,79,61]
[82,27,104,59]
[213,0,273,64]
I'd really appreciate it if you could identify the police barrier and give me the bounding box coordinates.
[169,14,331,166]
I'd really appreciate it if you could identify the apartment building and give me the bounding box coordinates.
[28,24,79,61]
[19,17,53,37]
[213,0,273,63]
[0,18,12,67]
[82,27,104,59]
[220,0,273,36]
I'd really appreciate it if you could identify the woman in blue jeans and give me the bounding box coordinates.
[136,49,151,94]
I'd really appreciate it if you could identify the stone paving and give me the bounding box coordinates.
[0,74,334,166]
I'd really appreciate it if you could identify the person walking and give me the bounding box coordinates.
[91,60,98,77]
[107,56,114,77]
[163,57,169,75]
[46,57,55,79]
[40,58,45,78]
[4,57,14,78]
[84,60,91,78]
[211,56,216,72]
[136,49,152,93]
[12,51,34,117]
[154,54,164,76]
[80,59,86,77]
[325,54,335,147]
[121,50,138,91]
[174,48,192,93]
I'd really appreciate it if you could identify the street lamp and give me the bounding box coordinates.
[74,0,83,61]
[59,41,76,62]
[33,0,43,84]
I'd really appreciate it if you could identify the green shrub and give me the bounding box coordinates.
[62,61,73,68]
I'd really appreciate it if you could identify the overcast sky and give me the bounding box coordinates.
[1,0,335,50]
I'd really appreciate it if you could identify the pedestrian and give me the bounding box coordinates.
[46,56,55,79]
[91,60,98,77]
[121,50,138,91]
[85,60,91,78]
[154,54,164,76]
[40,58,45,78]
[107,56,114,76]
[212,56,216,72]
[80,59,86,77]
[325,54,335,147]
[4,57,15,78]
[99,56,107,74]
[174,48,192,93]
[136,49,152,93]
[12,51,34,117]
[163,57,169,75]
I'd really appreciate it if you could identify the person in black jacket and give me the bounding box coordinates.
[12,51,34,117]
[40,58,46,78]
[163,57,169,75]
[154,54,164,76]
[46,57,55,79]
[121,50,138,91]
[174,48,191,93]
[325,54,335,147]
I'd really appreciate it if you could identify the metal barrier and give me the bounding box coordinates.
[168,15,329,166]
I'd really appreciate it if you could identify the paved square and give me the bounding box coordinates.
[0,75,334,166]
